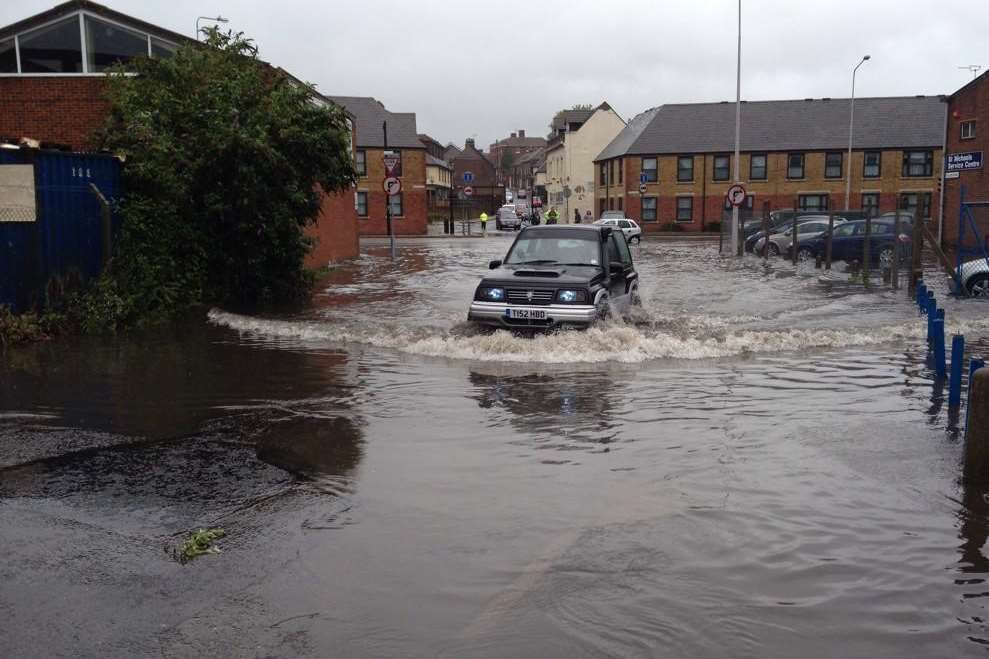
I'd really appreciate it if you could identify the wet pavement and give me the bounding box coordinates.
[3,237,989,657]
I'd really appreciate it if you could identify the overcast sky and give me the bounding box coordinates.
[4,1,987,148]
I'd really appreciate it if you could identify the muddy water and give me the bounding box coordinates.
[3,237,989,658]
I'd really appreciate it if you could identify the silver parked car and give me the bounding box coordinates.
[957,256,989,297]
[754,215,843,256]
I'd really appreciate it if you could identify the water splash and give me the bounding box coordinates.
[208,309,989,365]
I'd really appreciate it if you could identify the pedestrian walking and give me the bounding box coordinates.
[546,207,559,225]
[574,209,582,224]
[479,211,488,236]
[584,210,593,224]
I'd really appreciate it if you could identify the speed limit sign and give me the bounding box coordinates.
[726,184,747,207]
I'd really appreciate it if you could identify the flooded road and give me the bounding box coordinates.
[4,237,989,658]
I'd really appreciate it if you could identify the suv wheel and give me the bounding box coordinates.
[768,243,780,256]
[968,273,989,298]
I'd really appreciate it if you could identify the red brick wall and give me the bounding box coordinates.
[945,76,989,248]
[0,77,109,149]
[355,148,428,235]
[305,187,359,267]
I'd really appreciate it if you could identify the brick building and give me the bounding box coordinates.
[328,96,428,236]
[944,72,989,249]
[448,138,504,219]
[488,130,546,186]
[594,97,945,233]
[0,0,360,264]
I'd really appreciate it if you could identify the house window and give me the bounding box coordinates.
[85,16,148,72]
[863,151,881,178]
[750,153,767,180]
[861,193,879,216]
[617,160,623,184]
[824,152,843,179]
[599,198,607,216]
[899,192,931,220]
[617,197,623,211]
[676,196,693,222]
[713,155,730,181]
[787,153,805,179]
[677,156,694,182]
[641,196,658,222]
[798,194,828,212]
[599,162,607,185]
[355,150,367,177]
[0,38,16,73]
[902,150,933,177]
[356,191,368,217]
[18,16,83,73]
[962,120,976,140]
[609,198,615,210]
[388,193,403,217]
[150,37,177,58]
[609,160,616,184]
[641,157,658,182]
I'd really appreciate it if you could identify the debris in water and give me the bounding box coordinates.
[170,528,226,564]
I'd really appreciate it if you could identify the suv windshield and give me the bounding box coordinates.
[504,233,601,266]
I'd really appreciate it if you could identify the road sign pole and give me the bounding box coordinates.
[383,120,395,258]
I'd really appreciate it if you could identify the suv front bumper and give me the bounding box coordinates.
[468,301,598,328]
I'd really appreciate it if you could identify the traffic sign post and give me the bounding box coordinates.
[639,173,648,184]
[382,122,396,257]
[463,171,474,183]
[463,185,473,197]
[638,183,647,194]
[382,151,400,176]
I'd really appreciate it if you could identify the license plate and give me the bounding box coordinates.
[506,308,547,320]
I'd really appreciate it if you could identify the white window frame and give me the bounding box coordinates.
[0,9,179,77]
[962,120,976,140]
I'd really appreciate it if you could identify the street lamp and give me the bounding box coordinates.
[845,54,871,211]
[196,15,229,40]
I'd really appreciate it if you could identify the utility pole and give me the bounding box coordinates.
[383,120,396,258]
[730,0,742,256]
[845,55,871,211]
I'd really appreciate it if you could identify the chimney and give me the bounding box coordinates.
[465,138,475,149]
[510,132,517,139]
[518,129,525,138]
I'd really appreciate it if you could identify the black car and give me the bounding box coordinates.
[467,225,639,329]
[743,210,838,252]
[790,218,913,266]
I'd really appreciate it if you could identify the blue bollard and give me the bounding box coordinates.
[926,298,937,342]
[949,334,965,407]
[917,282,927,308]
[968,358,986,435]
[933,318,947,378]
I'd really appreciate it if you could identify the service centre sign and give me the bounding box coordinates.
[946,151,984,172]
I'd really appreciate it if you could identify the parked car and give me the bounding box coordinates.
[594,217,642,243]
[754,215,843,256]
[790,218,912,267]
[496,207,521,231]
[599,210,626,221]
[467,225,639,330]
[743,210,822,252]
[957,256,989,297]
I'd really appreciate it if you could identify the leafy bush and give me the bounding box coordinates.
[96,29,356,325]
[0,306,64,347]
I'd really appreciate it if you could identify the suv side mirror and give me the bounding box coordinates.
[489,259,502,269]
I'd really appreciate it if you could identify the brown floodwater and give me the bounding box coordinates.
[3,237,989,658]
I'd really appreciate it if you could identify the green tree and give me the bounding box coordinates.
[95,29,356,327]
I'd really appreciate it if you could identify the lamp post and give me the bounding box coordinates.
[196,15,229,40]
[730,0,742,256]
[844,54,871,211]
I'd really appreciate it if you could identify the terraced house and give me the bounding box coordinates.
[594,96,945,233]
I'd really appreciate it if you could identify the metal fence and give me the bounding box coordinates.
[0,149,120,312]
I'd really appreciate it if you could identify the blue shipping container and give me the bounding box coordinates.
[0,149,121,312]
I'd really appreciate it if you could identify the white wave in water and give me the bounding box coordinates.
[208,309,989,364]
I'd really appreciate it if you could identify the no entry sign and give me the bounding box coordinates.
[464,185,474,197]
[726,184,747,207]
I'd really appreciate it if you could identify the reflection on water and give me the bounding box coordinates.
[3,239,989,657]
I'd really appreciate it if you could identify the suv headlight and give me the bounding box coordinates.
[478,287,505,301]
[556,289,587,303]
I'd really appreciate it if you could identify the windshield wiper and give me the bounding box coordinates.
[514,259,559,264]
[561,262,602,267]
